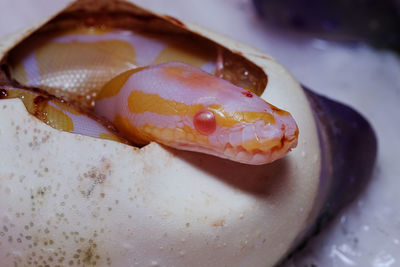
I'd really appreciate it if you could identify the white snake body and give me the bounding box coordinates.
[6,27,298,164]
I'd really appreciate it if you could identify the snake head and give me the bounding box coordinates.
[95,62,298,165]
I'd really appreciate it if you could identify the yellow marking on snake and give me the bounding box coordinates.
[207,104,275,127]
[53,101,82,115]
[97,67,148,100]
[42,104,74,132]
[10,60,28,85]
[3,88,125,142]
[113,114,150,145]
[127,91,275,127]
[241,138,282,153]
[127,90,203,116]
[113,114,209,146]
[99,133,124,142]
[153,38,215,68]
[162,63,221,89]
[6,89,74,131]
[6,89,37,114]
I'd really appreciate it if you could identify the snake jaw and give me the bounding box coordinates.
[160,117,297,165]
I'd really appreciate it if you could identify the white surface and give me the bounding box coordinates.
[0,0,399,266]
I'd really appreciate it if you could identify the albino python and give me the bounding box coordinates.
[4,27,298,165]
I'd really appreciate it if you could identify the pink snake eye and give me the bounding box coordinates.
[193,110,216,135]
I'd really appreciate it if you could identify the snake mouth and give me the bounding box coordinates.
[173,140,294,165]
[222,144,269,165]
[221,143,284,165]
[220,136,297,165]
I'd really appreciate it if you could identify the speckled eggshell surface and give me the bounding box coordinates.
[0,1,320,266]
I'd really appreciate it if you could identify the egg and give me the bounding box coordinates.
[0,1,375,266]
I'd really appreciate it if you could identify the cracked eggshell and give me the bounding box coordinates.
[0,0,320,266]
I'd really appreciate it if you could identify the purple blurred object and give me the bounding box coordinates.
[253,0,400,50]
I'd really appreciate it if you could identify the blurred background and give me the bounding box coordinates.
[0,0,399,266]
[254,0,400,51]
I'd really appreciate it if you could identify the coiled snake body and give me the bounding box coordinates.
[5,27,298,164]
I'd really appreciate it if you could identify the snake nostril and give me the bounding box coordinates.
[193,110,216,135]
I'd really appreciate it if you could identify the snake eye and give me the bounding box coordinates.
[193,110,216,135]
